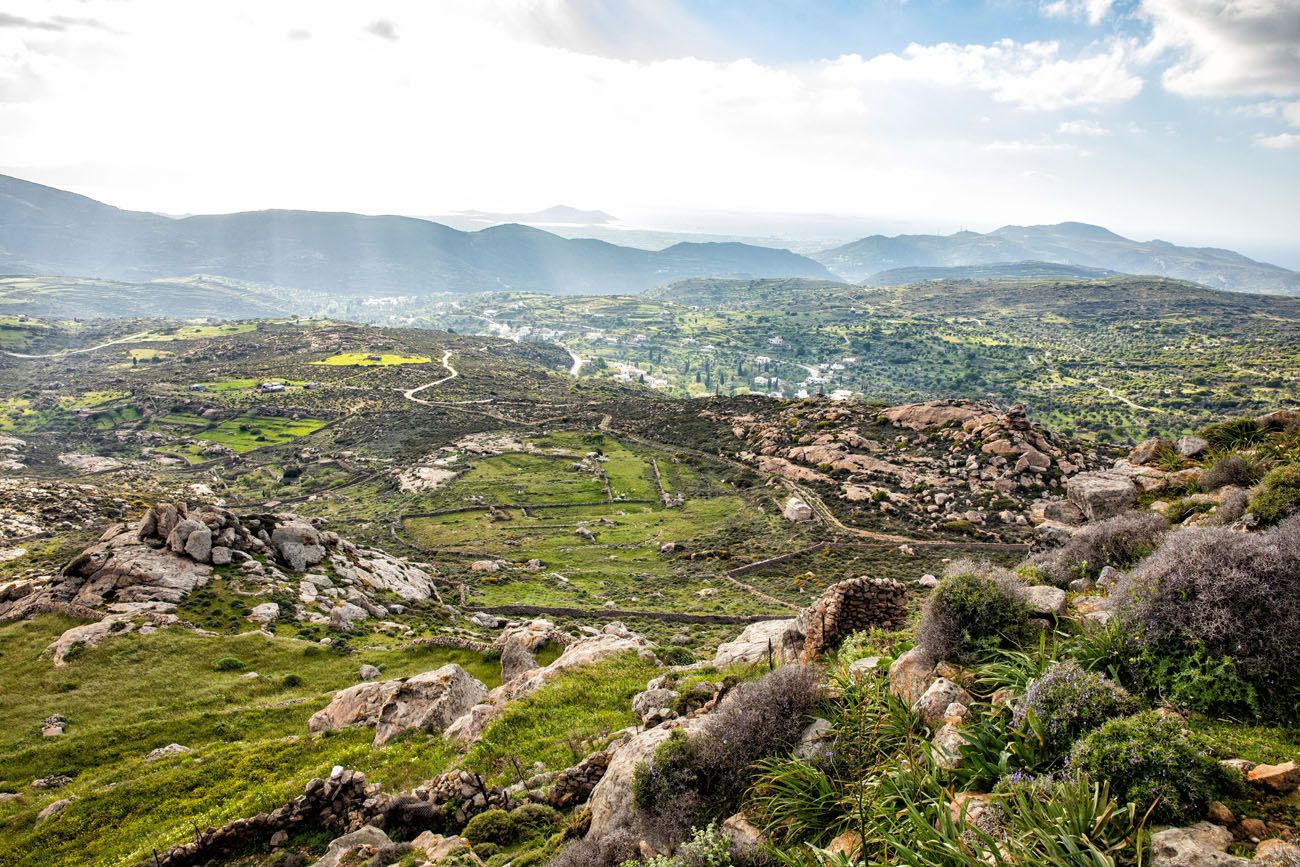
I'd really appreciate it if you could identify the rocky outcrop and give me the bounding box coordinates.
[308,664,487,747]
[712,619,795,667]
[585,719,705,846]
[1067,472,1138,522]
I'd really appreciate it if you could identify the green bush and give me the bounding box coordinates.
[1200,418,1266,450]
[916,563,1032,662]
[1247,464,1300,525]
[463,808,516,846]
[1068,712,1228,825]
[656,646,696,666]
[509,802,562,840]
[1014,662,1139,759]
[211,656,245,671]
[281,673,303,688]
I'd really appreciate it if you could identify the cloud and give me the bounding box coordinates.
[830,38,1143,110]
[365,18,398,41]
[1058,118,1110,134]
[287,27,311,41]
[1256,131,1300,148]
[0,13,67,30]
[1041,0,1115,25]
[1141,0,1300,97]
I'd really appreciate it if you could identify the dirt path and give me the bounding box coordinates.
[1087,378,1154,412]
[3,330,153,359]
[567,348,585,378]
[402,349,458,404]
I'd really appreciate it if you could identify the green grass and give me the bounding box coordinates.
[464,652,661,784]
[311,352,431,366]
[0,615,503,866]
[198,415,327,452]
[138,323,258,342]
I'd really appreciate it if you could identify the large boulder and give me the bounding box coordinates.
[308,664,487,747]
[272,521,325,572]
[712,619,795,667]
[1149,822,1247,866]
[311,826,393,867]
[913,678,972,726]
[888,647,935,706]
[782,497,814,522]
[1067,472,1138,522]
[586,719,704,846]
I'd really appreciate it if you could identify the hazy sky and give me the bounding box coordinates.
[2,0,1298,256]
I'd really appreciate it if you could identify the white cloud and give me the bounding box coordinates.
[1256,132,1300,148]
[827,39,1142,111]
[1041,0,1115,25]
[1141,0,1300,97]
[1058,119,1111,134]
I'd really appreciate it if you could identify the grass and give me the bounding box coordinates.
[0,615,504,867]
[311,352,431,366]
[464,652,662,785]
[137,323,259,342]
[198,415,327,453]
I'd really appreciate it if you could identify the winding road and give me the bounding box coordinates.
[401,349,458,404]
[3,330,153,359]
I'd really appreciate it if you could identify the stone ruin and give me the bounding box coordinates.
[785,575,909,662]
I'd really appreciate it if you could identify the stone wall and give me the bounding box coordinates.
[788,576,909,662]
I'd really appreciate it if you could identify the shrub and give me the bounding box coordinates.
[1067,712,1227,825]
[657,646,696,666]
[211,656,245,671]
[633,665,822,846]
[463,808,515,846]
[629,823,734,867]
[509,802,562,840]
[1247,464,1300,526]
[1200,454,1260,492]
[916,562,1032,662]
[1111,521,1300,720]
[1035,512,1167,586]
[1013,662,1139,758]
[1214,487,1250,525]
[281,673,303,688]
[551,830,640,867]
[1200,418,1266,450]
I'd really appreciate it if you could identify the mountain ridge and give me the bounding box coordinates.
[818,221,1300,296]
[0,174,831,296]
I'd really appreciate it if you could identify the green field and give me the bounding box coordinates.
[311,352,431,366]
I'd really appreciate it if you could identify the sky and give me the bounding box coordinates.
[1,0,1299,262]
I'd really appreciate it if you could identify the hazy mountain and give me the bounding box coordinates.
[817,222,1300,296]
[443,205,618,225]
[863,261,1119,286]
[0,174,831,296]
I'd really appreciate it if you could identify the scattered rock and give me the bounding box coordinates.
[37,798,74,822]
[1023,585,1067,617]
[310,825,392,867]
[145,743,194,762]
[247,602,280,624]
[914,678,973,726]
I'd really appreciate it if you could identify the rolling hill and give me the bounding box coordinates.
[0,174,831,296]
[817,222,1300,296]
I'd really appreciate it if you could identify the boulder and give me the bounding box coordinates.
[631,688,678,725]
[1255,840,1300,867]
[792,718,833,761]
[329,602,369,631]
[888,647,935,706]
[311,826,393,867]
[271,521,325,572]
[1067,472,1138,522]
[144,743,193,762]
[359,664,382,681]
[1177,435,1210,459]
[247,602,280,624]
[914,678,972,726]
[1149,822,1247,867]
[308,664,487,747]
[1249,761,1300,795]
[1023,585,1067,617]
[44,617,136,667]
[500,641,539,683]
[586,719,704,845]
[409,831,483,866]
[932,723,969,770]
[1132,437,1174,466]
[209,546,232,566]
[37,798,74,822]
[721,812,767,854]
[712,619,794,667]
